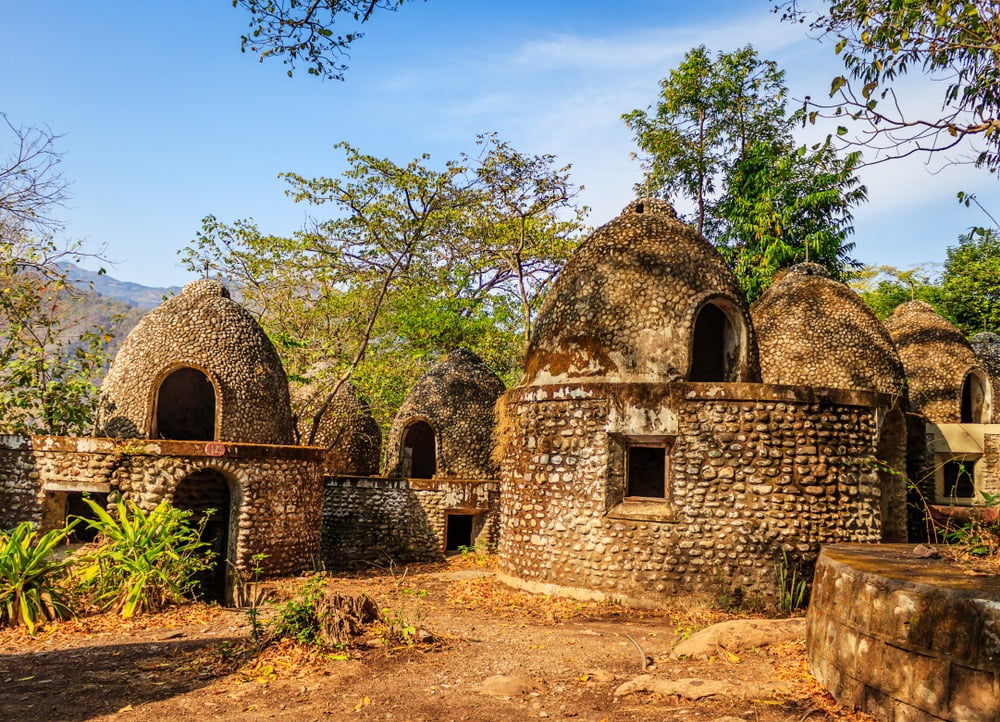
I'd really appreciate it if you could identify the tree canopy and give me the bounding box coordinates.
[183,135,587,436]
[777,0,1000,173]
[233,0,421,79]
[623,45,866,302]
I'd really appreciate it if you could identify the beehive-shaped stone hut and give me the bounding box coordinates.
[523,198,760,385]
[293,378,381,475]
[752,263,906,396]
[884,301,991,423]
[384,349,505,479]
[498,201,889,607]
[99,279,295,444]
[752,262,910,541]
[971,332,1000,424]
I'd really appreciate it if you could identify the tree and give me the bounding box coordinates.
[777,1,1000,172]
[233,0,421,79]
[939,228,1000,334]
[183,137,587,437]
[624,45,866,302]
[0,115,114,436]
[851,263,943,319]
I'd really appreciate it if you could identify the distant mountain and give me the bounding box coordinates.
[58,262,182,310]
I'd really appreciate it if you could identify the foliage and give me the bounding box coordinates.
[774,550,809,613]
[183,135,586,434]
[777,1,1000,172]
[0,522,75,634]
[0,115,116,435]
[939,226,1000,334]
[944,490,1000,557]
[71,498,213,619]
[623,45,865,302]
[851,263,943,319]
[233,0,421,80]
[270,574,327,646]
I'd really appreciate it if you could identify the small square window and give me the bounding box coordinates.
[627,445,667,499]
[943,459,976,499]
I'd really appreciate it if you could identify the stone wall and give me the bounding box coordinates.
[809,544,1000,721]
[322,476,500,568]
[0,435,324,578]
[498,382,887,606]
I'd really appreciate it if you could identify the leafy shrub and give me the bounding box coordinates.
[71,498,213,618]
[0,522,76,633]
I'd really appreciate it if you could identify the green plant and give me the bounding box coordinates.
[774,550,809,613]
[71,498,213,619]
[235,553,270,640]
[271,574,326,646]
[0,522,76,634]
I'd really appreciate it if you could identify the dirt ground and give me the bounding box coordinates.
[0,555,873,722]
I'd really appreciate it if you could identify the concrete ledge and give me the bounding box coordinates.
[807,544,1000,721]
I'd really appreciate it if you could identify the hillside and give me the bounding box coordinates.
[58,262,182,310]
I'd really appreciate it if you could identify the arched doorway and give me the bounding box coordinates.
[173,469,231,603]
[960,370,991,423]
[156,367,216,440]
[690,302,740,382]
[402,420,436,479]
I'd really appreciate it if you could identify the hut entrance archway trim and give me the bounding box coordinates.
[960,368,992,424]
[150,363,221,441]
[688,296,747,382]
[172,467,237,604]
[401,418,437,479]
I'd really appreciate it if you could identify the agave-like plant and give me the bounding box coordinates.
[0,522,76,634]
[72,498,214,619]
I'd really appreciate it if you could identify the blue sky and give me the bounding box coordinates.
[4,0,998,287]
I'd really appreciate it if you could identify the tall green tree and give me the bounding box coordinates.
[777,1,1000,172]
[851,264,943,319]
[939,228,1000,335]
[624,45,866,302]
[183,136,586,434]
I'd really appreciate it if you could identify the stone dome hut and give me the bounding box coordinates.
[99,279,295,444]
[497,200,890,607]
[523,198,760,386]
[884,301,991,424]
[293,378,381,476]
[752,263,906,397]
[384,349,505,479]
[751,262,910,541]
[971,332,1000,424]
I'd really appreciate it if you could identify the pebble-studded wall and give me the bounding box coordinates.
[0,435,324,577]
[321,476,500,567]
[98,279,295,444]
[497,382,885,606]
[383,349,505,479]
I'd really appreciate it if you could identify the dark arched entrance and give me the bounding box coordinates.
[402,420,436,479]
[960,370,990,423]
[156,367,216,440]
[690,302,739,382]
[173,469,231,603]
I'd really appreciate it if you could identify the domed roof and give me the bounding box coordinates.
[522,199,759,385]
[99,279,294,444]
[384,349,505,479]
[884,301,981,422]
[971,332,1000,423]
[292,377,381,475]
[751,263,906,396]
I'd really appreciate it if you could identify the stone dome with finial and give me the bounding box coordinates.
[99,279,295,444]
[522,198,759,386]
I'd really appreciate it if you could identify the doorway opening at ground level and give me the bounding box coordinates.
[173,469,231,603]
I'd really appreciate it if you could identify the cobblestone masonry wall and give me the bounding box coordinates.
[0,436,324,577]
[322,476,500,567]
[498,382,886,606]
